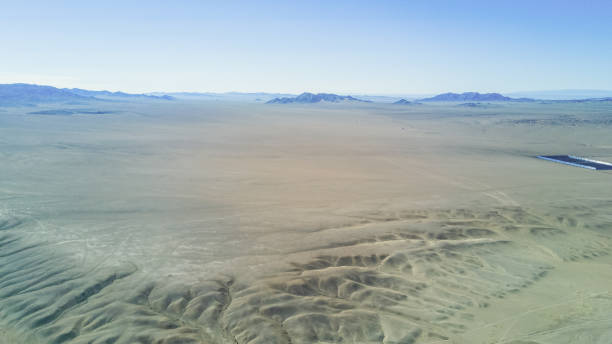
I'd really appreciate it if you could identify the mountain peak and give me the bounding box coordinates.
[393,99,420,105]
[420,92,513,102]
[267,92,371,104]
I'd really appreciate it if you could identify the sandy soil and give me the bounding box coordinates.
[0,100,611,343]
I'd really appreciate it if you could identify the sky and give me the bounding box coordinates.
[1,0,611,94]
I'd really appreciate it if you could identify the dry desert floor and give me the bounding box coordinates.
[0,100,611,343]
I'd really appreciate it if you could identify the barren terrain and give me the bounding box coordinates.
[0,100,611,343]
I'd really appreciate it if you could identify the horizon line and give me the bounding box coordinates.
[2,82,612,98]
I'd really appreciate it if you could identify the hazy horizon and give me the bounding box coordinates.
[3,82,612,101]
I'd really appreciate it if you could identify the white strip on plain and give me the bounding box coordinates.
[568,155,612,168]
[536,156,597,170]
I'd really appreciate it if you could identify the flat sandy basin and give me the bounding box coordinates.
[0,100,611,343]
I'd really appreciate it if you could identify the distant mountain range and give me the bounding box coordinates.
[0,84,93,105]
[2,84,612,107]
[419,92,521,102]
[266,92,371,104]
[64,88,174,100]
[0,83,174,106]
[148,91,294,102]
[419,92,612,104]
[418,92,612,103]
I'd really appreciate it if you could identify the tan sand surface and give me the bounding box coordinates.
[0,100,610,343]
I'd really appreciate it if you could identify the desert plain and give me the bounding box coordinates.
[0,99,611,343]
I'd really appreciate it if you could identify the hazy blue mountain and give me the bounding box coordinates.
[419,92,612,104]
[0,83,175,106]
[0,83,93,105]
[393,99,422,105]
[267,92,371,104]
[147,92,295,102]
[419,92,515,102]
[64,88,174,100]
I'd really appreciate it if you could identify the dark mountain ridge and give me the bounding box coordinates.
[393,99,422,105]
[267,92,371,104]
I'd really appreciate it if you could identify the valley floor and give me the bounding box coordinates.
[0,100,611,343]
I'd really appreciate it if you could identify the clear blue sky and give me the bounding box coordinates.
[1,0,611,94]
